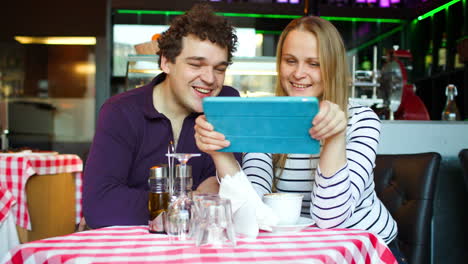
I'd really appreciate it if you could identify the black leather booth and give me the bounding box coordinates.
[374,152,441,264]
[459,149,468,190]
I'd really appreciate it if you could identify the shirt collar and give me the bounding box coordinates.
[143,73,167,120]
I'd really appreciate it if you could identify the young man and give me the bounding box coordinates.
[83,4,241,228]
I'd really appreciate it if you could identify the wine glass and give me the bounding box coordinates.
[166,153,200,195]
[165,153,200,240]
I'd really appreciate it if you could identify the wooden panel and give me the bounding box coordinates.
[47,45,93,98]
[23,45,48,97]
[1,0,107,38]
[16,172,76,243]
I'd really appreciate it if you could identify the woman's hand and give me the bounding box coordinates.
[194,115,230,156]
[309,100,347,141]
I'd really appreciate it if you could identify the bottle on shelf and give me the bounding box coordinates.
[454,40,464,68]
[454,52,463,68]
[441,84,461,121]
[425,41,433,76]
[438,33,447,72]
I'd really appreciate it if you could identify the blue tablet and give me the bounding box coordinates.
[203,97,320,154]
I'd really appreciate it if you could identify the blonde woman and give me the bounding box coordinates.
[195,16,405,263]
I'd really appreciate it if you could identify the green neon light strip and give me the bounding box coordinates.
[117,10,185,16]
[322,16,401,23]
[417,0,461,21]
[255,30,283,35]
[117,9,300,19]
[216,12,300,19]
[348,25,404,53]
[116,10,401,23]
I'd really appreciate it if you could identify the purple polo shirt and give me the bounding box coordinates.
[83,73,241,228]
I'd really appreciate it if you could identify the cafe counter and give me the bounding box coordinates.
[379,120,468,159]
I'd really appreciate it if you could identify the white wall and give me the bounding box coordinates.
[379,121,468,158]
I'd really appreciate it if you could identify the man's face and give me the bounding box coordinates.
[161,35,229,113]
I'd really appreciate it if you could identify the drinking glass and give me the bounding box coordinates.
[190,193,220,238]
[165,153,200,241]
[193,196,236,248]
[173,165,193,197]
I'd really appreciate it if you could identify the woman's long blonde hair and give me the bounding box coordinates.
[273,16,349,184]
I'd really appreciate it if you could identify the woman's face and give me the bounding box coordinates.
[279,29,324,97]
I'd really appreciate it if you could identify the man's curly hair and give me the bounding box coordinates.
[157,3,238,67]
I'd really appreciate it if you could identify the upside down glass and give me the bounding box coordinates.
[193,196,236,248]
[191,193,220,239]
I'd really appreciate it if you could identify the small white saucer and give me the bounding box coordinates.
[270,217,315,233]
[0,151,58,157]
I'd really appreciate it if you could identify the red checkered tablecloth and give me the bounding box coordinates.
[0,154,83,230]
[1,225,397,264]
[0,185,16,224]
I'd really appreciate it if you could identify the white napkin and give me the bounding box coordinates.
[219,170,279,238]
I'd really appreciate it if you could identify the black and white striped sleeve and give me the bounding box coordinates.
[310,106,381,228]
[242,153,274,198]
[346,107,381,205]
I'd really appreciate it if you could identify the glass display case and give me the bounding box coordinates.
[125,55,277,97]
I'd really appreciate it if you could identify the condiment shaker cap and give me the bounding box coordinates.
[150,164,168,178]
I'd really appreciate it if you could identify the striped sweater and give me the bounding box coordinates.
[243,104,397,244]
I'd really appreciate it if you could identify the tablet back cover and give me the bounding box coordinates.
[203,97,319,154]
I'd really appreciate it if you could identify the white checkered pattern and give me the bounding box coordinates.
[0,154,83,230]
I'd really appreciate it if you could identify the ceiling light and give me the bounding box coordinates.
[14,36,96,45]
